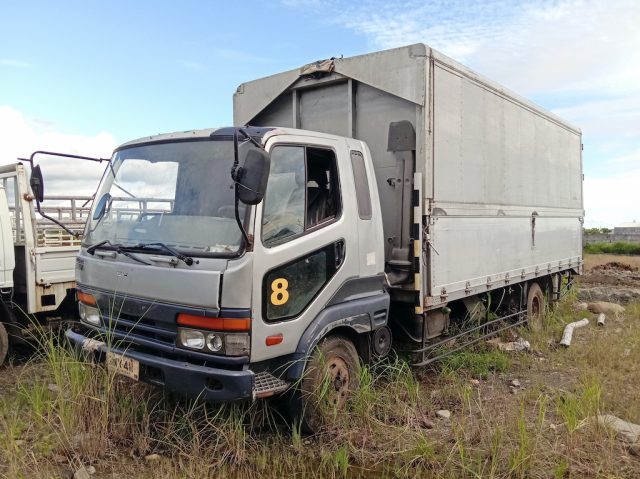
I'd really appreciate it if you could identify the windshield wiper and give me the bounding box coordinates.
[85,240,152,266]
[86,239,111,255]
[132,242,197,266]
[117,248,152,265]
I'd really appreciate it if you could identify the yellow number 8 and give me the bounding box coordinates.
[270,278,289,306]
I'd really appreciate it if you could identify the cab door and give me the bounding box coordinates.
[250,134,358,363]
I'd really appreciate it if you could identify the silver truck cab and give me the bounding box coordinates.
[66,126,389,401]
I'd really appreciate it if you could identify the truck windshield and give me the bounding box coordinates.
[83,139,245,256]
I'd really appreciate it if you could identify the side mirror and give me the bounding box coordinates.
[237,148,270,205]
[30,164,44,203]
[93,193,112,220]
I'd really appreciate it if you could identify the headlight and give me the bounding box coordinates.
[176,328,250,356]
[206,333,223,352]
[78,303,101,326]
[177,329,205,350]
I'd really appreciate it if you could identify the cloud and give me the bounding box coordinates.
[0,106,116,196]
[336,0,519,60]
[320,0,640,97]
[584,168,640,227]
[606,149,640,166]
[470,1,640,97]
[0,59,31,68]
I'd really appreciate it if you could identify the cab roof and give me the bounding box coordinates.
[114,125,353,152]
[114,126,275,152]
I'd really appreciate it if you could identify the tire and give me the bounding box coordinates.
[293,335,360,434]
[0,322,8,367]
[527,282,545,330]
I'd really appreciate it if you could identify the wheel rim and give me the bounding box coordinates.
[531,296,541,318]
[326,356,350,407]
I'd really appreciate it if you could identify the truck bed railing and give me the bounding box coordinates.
[108,197,175,221]
[11,195,92,247]
[28,197,175,247]
[411,309,527,367]
[34,196,93,244]
[0,162,176,248]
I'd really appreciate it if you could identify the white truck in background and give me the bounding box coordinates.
[67,43,583,431]
[0,153,103,365]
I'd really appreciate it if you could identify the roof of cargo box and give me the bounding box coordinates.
[234,43,580,134]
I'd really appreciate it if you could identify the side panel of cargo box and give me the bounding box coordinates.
[235,43,584,312]
[426,52,583,306]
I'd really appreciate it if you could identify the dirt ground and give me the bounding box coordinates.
[579,254,640,303]
[582,254,640,286]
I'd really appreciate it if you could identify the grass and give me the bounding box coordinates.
[440,348,511,379]
[584,241,640,255]
[1,295,640,477]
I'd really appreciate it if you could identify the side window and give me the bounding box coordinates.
[262,145,340,247]
[261,146,306,246]
[263,243,340,321]
[350,150,372,220]
[306,148,339,228]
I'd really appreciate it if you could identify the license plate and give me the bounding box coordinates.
[106,352,140,381]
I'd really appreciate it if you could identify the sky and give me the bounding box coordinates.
[0,0,638,227]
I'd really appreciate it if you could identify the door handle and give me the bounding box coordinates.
[334,240,345,268]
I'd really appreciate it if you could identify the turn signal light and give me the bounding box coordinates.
[177,313,250,331]
[77,291,97,306]
[265,334,283,346]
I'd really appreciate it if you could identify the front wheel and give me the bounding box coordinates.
[293,335,360,433]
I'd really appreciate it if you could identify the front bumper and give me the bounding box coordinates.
[65,329,254,402]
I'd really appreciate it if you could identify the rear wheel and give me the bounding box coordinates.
[294,335,360,433]
[0,322,8,367]
[527,282,545,330]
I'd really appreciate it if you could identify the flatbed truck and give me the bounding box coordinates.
[0,161,93,365]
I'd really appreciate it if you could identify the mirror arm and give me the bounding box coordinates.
[238,127,265,150]
[16,150,106,241]
[20,150,107,167]
[81,194,95,208]
[33,199,80,239]
[230,129,251,248]
[230,129,241,181]
[234,184,251,248]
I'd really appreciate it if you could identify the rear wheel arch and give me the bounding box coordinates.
[288,293,389,380]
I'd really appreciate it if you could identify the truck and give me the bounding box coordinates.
[65,43,583,431]
[0,154,100,366]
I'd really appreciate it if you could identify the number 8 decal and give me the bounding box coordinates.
[270,278,289,306]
